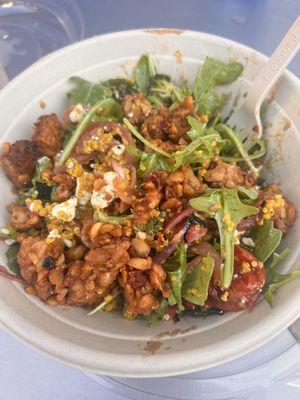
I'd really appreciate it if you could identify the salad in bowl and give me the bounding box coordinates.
[0,53,298,325]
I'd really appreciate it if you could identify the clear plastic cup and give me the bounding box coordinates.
[0,0,84,78]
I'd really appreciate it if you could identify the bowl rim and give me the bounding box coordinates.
[0,28,299,377]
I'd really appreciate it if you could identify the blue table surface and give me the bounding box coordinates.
[78,0,300,74]
[0,1,299,399]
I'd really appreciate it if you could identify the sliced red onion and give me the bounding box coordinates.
[61,105,74,127]
[186,224,207,244]
[0,266,24,284]
[112,159,126,181]
[130,166,137,186]
[72,121,135,161]
[153,220,189,264]
[164,207,196,232]
[53,164,67,175]
[72,122,102,153]
[118,125,136,146]
[237,211,262,232]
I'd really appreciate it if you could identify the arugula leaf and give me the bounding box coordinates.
[268,248,291,270]
[221,139,266,163]
[264,249,300,308]
[90,98,123,123]
[167,242,187,310]
[5,242,20,275]
[146,299,169,326]
[0,225,17,240]
[123,118,225,171]
[59,99,121,165]
[102,78,136,102]
[88,290,121,316]
[236,186,259,200]
[138,152,173,176]
[216,124,262,177]
[254,221,282,262]
[35,182,54,201]
[182,254,214,306]
[194,57,243,116]
[183,307,223,318]
[125,119,225,171]
[172,133,225,169]
[94,210,133,225]
[68,77,112,105]
[123,118,173,158]
[149,77,190,106]
[208,114,222,128]
[127,146,173,177]
[134,54,156,94]
[190,188,258,288]
[32,156,51,184]
[17,187,38,205]
[147,94,165,108]
[137,213,165,236]
[186,116,205,141]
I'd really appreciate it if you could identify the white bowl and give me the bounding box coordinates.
[0,29,299,377]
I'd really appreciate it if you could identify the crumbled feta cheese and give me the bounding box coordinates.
[37,156,49,164]
[91,188,116,209]
[69,103,85,123]
[51,197,77,222]
[112,144,125,156]
[54,150,63,162]
[91,135,100,141]
[103,171,117,186]
[136,231,147,240]
[80,190,92,205]
[4,239,16,246]
[29,200,42,213]
[64,239,73,248]
[75,172,94,204]
[91,190,109,209]
[91,171,118,210]
[234,229,245,245]
[49,229,60,238]
[48,229,60,239]
[75,178,92,205]
[242,237,256,248]
[0,228,10,235]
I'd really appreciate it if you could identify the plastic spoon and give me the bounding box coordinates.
[227,15,300,143]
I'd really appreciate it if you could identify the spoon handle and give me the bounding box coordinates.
[245,15,300,111]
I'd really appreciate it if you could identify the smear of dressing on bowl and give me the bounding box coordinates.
[154,324,197,340]
[142,340,162,356]
[141,325,197,356]
[145,28,184,35]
